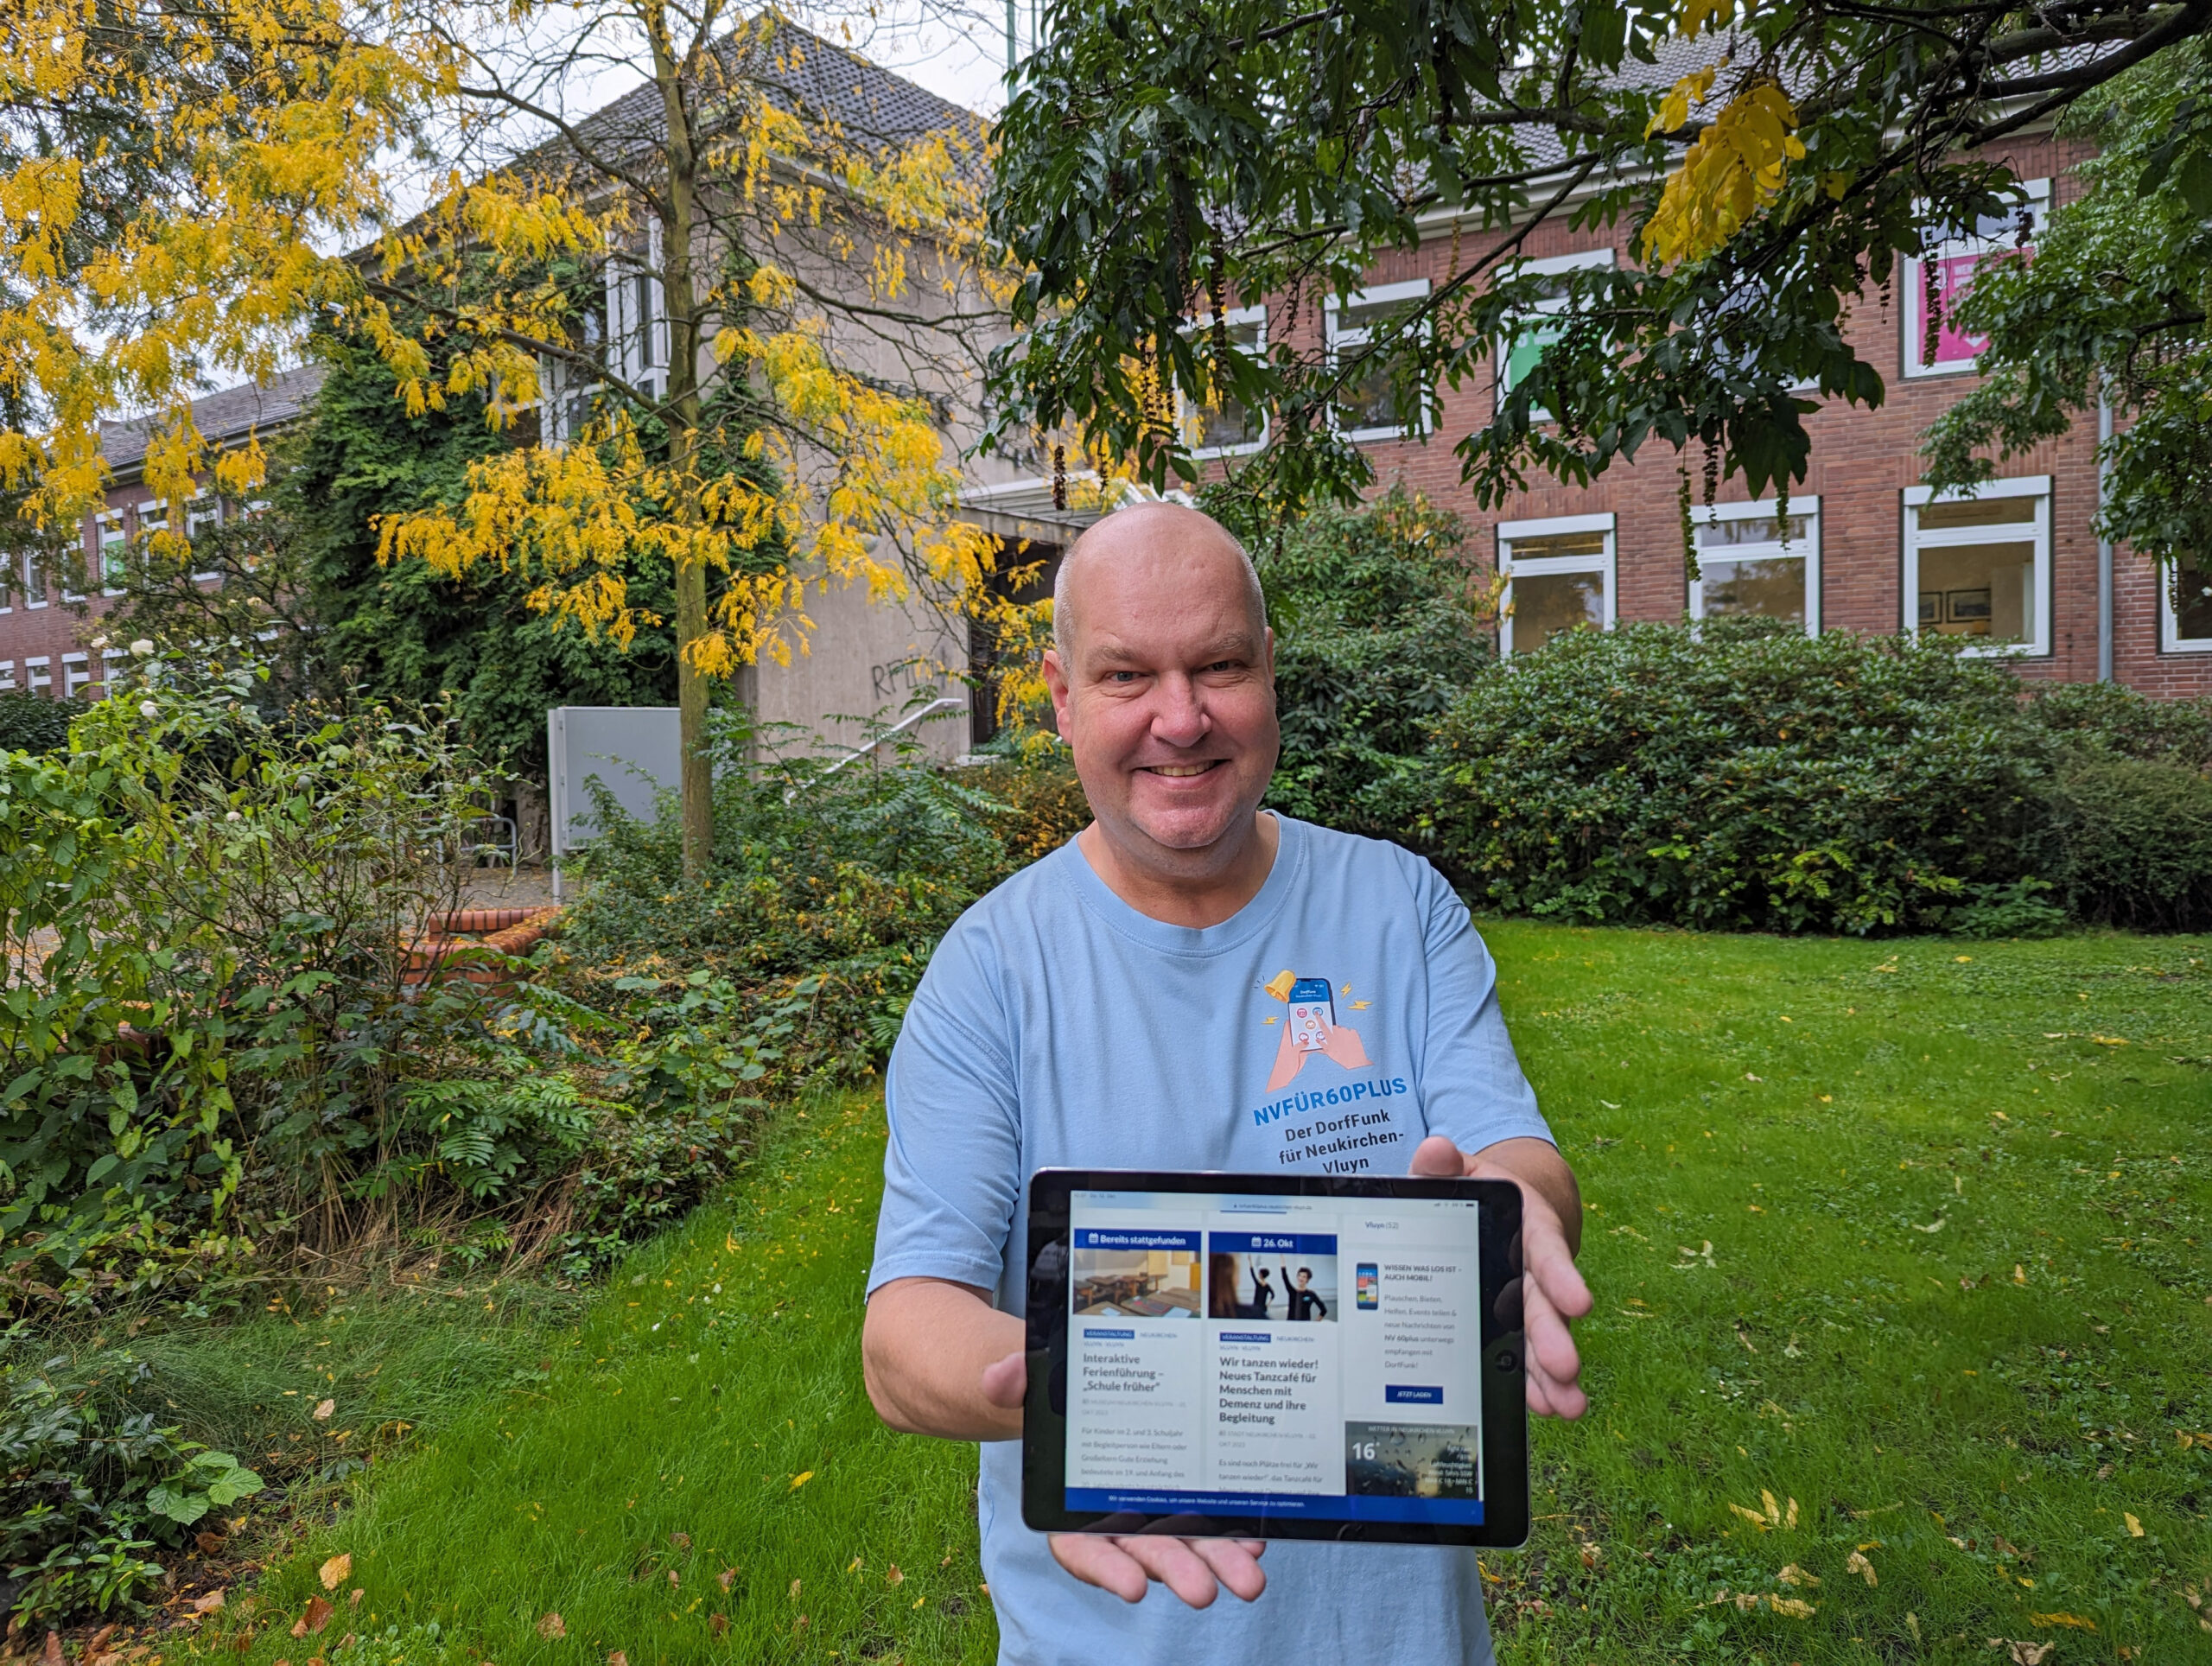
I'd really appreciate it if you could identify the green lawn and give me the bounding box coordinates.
[207,925,2212,1666]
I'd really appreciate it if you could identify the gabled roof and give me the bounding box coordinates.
[99,363,328,477]
[559,11,986,177]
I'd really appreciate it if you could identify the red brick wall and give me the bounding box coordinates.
[1243,132,2212,700]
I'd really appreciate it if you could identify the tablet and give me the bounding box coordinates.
[1021,1168,1529,1547]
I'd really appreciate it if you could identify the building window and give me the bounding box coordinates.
[1499,513,1616,657]
[1903,476,2051,656]
[0,662,14,690]
[1181,306,1267,459]
[61,652,92,698]
[101,647,127,695]
[1497,250,1616,417]
[1904,180,2048,378]
[1691,498,1821,633]
[1326,279,1431,442]
[2162,555,2212,653]
[22,550,44,610]
[26,656,50,695]
[187,495,222,582]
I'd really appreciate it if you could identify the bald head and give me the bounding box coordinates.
[1052,503,1267,658]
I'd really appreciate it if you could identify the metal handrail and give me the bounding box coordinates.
[815,696,965,782]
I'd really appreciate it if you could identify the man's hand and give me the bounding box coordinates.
[980,1349,1269,1607]
[1411,1135,1593,1419]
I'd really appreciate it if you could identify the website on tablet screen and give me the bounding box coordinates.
[1064,1188,1488,1524]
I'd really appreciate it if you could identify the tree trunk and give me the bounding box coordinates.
[652,3,712,881]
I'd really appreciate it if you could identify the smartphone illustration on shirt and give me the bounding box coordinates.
[1288,977,1336,1053]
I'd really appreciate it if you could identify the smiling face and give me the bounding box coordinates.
[1043,506,1279,881]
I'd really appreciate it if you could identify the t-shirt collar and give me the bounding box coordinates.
[1057,812,1304,957]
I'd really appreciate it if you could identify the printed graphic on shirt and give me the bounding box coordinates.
[1261,971,1372,1091]
[1251,970,1409,1173]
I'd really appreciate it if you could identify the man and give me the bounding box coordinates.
[862,503,1590,1665]
[1281,1265,1328,1322]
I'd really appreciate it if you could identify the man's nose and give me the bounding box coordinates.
[1148,674,1211,747]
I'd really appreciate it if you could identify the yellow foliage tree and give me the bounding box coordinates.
[3,1,1026,877]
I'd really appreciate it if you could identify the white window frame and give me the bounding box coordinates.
[61,652,92,698]
[0,662,15,691]
[1903,179,2050,379]
[1496,249,1616,418]
[120,501,166,595]
[2158,553,2212,654]
[1325,278,1432,443]
[1903,475,2051,657]
[1180,305,1268,460]
[1689,496,1822,635]
[606,218,668,403]
[186,495,222,583]
[100,647,127,695]
[1498,512,1617,658]
[26,656,51,694]
[79,513,119,602]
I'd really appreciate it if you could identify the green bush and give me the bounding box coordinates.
[2,1325,262,1623]
[2039,754,2212,930]
[1255,488,1493,839]
[1429,620,2050,934]
[0,693,79,756]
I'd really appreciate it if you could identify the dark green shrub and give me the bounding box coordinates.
[1255,488,1493,838]
[1429,620,2049,934]
[2,1326,262,1622]
[2039,754,2212,930]
[2026,679,2212,769]
[0,694,79,756]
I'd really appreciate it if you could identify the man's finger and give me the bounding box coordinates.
[1521,1205,1593,1319]
[1117,1535,1226,1607]
[980,1348,1027,1410]
[1522,1274,1582,1392]
[1187,1537,1268,1602]
[1049,1533,1151,1602]
[1409,1135,1464,1178]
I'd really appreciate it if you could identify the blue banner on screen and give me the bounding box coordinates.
[1064,1186,1487,1527]
[1065,1488,1485,1525]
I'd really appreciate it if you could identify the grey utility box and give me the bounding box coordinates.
[548,706,683,856]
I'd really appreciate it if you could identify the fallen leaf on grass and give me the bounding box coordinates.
[1768,1597,1815,1618]
[787,1472,813,1491]
[1776,1564,1819,1587]
[1993,1643,2054,1666]
[709,1615,727,1637]
[289,1598,334,1638]
[41,1631,63,1666]
[607,1651,627,1666]
[193,1591,228,1615]
[669,1531,690,1550]
[312,1400,334,1421]
[886,1565,905,1587]
[2028,1612,2097,1631]
[1845,1550,1877,1586]
[666,1570,678,1589]
[1913,1218,1946,1233]
[1727,1504,1770,1531]
[788,1579,802,1601]
[718,1569,736,1593]
[319,1555,351,1592]
[2123,1511,2144,1536]
[535,1613,565,1640]
[195,1530,226,1555]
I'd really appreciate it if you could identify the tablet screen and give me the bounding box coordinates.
[1063,1185,1491,1527]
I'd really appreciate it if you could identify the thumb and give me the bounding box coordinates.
[1409,1135,1465,1178]
[981,1348,1027,1409]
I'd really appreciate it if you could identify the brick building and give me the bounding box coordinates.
[0,366,326,703]
[1198,128,2212,697]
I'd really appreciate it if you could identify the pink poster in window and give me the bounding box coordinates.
[1928,246,2031,366]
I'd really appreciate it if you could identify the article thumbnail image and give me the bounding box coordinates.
[1071,1242,1201,1319]
[1344,1421,1481,1500]
[1205,1250,1338,1322]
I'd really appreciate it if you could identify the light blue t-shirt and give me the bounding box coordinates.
[868,814,1553,1666]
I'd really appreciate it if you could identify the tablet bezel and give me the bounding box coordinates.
[1020,1167,1529,1548]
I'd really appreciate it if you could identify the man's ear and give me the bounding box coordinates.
[1042,646,1073,738]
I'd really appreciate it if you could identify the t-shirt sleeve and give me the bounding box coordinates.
[868,918,1024,1300]
[1414,863,1555,1154]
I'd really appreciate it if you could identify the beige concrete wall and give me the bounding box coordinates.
[750,567,972,765]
